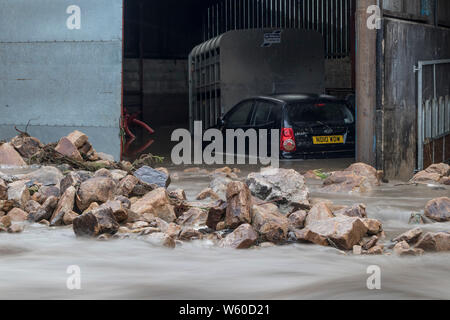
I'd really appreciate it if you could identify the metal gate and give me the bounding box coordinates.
[416,59,450,171]
[0,0,123,159]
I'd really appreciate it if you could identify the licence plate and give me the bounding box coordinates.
[313,135,344,145]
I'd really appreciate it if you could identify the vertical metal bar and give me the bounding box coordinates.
[417,63,424,170]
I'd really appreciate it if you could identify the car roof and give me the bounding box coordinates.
[253,93,344,104]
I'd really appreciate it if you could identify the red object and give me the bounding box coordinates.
[122,108,155,139]
[280,128,296,152]
[315,103,326,107]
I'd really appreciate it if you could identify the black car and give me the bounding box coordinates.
[216,94,355,159]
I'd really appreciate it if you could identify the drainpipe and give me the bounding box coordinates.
[355,0,377,166]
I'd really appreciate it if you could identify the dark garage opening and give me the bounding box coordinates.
[122,0,356,159]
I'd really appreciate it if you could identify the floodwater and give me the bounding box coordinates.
[1,159,450,300]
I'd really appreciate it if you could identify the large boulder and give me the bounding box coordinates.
[415,232,450,252]
[302,216,368,250]
[0,143,27,166]
[333,204,367,218]
[393,241,424,256]
[218,224,258,249]
[209,174,233,201]
[133,166,170,188]
[424,197,450,222]
[10,135,43,159]
[76,177,116,211]
[322,163,381,193]
[66,130,89,149]
[411,163,450,184]
[73,206,119,237]
[130,188,176,223]
[246,168,310,213]
[18,166,64,188]
[30,196,58,222]
[251,203,289,243]
[392,228,423,245]
[225,181,252,228]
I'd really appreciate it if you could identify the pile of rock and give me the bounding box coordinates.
[391,227,450,255]
[410,163,450,185]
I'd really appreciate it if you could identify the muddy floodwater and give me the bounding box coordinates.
[1,159,449,300]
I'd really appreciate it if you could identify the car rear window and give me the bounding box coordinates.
[287,102,354,125]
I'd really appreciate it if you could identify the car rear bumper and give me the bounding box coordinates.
[281,145,355,159]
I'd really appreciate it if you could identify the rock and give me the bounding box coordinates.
[411,163,450,184]
[209,174,233,200]
[411,171,442,183]
[34,186,60,204]
[362,236,379,250]
[30,196,58,222]
[93,168,113,179]
[218,224,258,249]
[196,188,220,201]
[100,200,129,223]
[246,168,310,213]
[251,203,289,243]
[225,181,252,228]
[176,208,207,227]
[166,223,182,238]
[130,188,176,223]
[216,221,226,231]
[79,141,98,161]
[393,241,424,256]
[424,197,450,222]
[353,245,362,255]
[0,215,12,228]
[0,143,27,166]
[367,245,384,255]
[60,171,84,194]
[362,218,383,236]
[302,216,368,250]
[206,200,227,230]
[408,213,429,225]
[50,186,76,225]
[0,179,8,200]
[82,202,99,214]
[178,227,203,241]
[114,196,131,209]
[144,232,176,248]
[115,175,139,197]
[120,160,133,172]
[73,207,120,237]
[7,208,29,222]
[288,210,308,229]
[305,202,334,227]
[322,171,370,193]
[24,200,41,214]
[134,166,170,188]
[333,204,367,218]
[440,177,450,185]
[63,211,79,225]
[10,135,43,159]
[76,177,116,211]
[424,163,450,177]
[345,163,381,185]
[168,189,186,202]
[392,228,423,245]
[7,180,30,206]
[55,137,83,161]
[66,130,89,149]
[8,224,24,233]
[415,232,450,252]
[0,200,15,213]
[110,170,128,181]
[18,166,64,188]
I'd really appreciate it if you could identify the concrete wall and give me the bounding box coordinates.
[380,18,450,180]
[123,59,189,127]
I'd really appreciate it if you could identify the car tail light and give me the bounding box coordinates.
[280,128,296,152]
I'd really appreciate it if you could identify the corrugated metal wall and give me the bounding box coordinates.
[0,0,123,159]
[203,0,355,58]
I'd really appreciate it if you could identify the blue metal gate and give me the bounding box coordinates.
[0,0,123,159]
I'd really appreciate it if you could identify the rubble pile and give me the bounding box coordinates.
[0,131,449,256]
